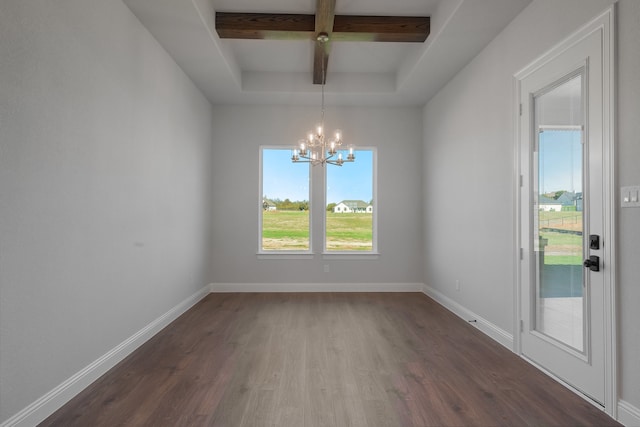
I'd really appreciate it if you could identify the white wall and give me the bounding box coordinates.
[616,0,640,415]
[211,105,423,285]
[0,0,213,423]
[422,0,640,416]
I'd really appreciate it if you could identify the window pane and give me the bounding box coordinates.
[326,149,374,251]
[261,148,310,251]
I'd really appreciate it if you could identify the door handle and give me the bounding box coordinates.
[583,255,600,272]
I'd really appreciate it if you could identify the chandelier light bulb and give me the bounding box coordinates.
[348,146,355,161]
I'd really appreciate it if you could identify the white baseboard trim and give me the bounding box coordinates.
[1,285,211,427]
[210,282,424,293]
[421,284,514,350]
[618,400,640,427]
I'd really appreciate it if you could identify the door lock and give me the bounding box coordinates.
[583,255,600,272]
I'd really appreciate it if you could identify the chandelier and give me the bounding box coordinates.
[292,33,355,167]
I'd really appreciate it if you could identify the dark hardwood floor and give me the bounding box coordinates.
[40,293,621,426]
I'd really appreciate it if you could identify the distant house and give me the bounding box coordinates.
[575,192,583,211]
[262,199,277,211]
[556,191,583,211]
[333,200,373,213]
[538,195,562,212]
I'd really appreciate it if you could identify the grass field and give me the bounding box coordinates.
[262,211,310,250]
[537,211,583,265]
[538,210,582,232]
[326,213,373,251]
[261,209,581,257]
[540,231,583,265]
[262,211,372,251]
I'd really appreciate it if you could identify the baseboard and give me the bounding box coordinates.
[618,400,640,426]
[1,285,211,427]
[421,284,514,350]
[210,282,424,293]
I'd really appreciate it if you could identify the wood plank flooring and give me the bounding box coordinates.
[39,293,621,426]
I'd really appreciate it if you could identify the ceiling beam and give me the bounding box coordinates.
[215,13,315,40]
[215,4,430,85]
[332,15,430,42]
[313,0,336,85]
[215,13,430,43]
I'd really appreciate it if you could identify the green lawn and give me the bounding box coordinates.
[261,210,579,257]
[540,230,583,265]
[262,211,310,250]
[262,211,372,251]
[326,213,373,251]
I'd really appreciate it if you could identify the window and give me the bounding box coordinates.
[259,147,310,252]
[325,149,375,252]
[259,146,376,255]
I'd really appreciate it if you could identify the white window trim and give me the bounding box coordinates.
[258,146,378,258]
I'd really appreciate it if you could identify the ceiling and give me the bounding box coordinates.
[123,0,532,106]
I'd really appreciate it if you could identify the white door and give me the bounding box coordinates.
[517,11,614,408]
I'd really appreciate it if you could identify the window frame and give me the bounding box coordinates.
[322,146,379,257]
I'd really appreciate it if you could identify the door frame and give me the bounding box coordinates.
[513,5,616,417]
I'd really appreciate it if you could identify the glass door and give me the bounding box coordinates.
[517,22,609,406]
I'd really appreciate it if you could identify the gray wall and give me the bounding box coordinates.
[0,0,213,422]
[422,0,639,412]
[211,105,424,285]
[616,0,640,412]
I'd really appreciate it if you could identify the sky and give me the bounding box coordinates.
[262,148,373,205]
[538,129,582,194]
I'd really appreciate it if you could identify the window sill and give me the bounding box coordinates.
[322,252,380,260]
[256,252,380,260]
[257,252,314,260]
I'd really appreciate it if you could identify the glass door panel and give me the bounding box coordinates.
[533,73,585,352]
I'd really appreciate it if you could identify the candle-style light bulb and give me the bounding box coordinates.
[335,130,342,142]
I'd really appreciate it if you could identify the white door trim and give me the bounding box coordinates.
[513,5,616,418]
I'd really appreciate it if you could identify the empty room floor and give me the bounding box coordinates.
[40,293,621,426]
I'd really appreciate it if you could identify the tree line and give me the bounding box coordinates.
[266,198,309,211]
[265,198,374,211]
